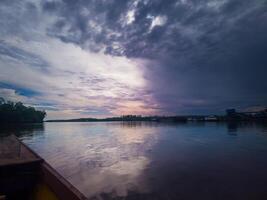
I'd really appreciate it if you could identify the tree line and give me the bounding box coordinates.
[0,97,46,123]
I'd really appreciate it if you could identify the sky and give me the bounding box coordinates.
[0,0,267,119]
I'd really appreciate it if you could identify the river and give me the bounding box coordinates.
[1,122,267,199]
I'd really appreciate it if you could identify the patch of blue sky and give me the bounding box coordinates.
[0,82,41,97]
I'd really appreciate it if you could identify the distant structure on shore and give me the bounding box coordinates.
[46,108,267,123]
[0,98,46,123]
[1,97,265,123]
[225,108,267,121]
[188,108,267,122]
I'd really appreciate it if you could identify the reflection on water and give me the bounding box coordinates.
[1,122,267,199]
[0,123,44,138]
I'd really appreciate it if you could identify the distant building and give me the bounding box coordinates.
[225,108,267,121]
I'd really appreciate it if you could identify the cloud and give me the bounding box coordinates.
[0,88,28,103]
[149,15,168,31]
[0,0,267,118]
[0,33,151,118]
[0,0,156,119]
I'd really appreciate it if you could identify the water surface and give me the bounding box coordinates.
[1,122,267,200]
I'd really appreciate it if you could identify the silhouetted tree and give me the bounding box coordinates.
[0,98,46,123]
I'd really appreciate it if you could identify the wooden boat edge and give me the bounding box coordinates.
[18,136,89,200]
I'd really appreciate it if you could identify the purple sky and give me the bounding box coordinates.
[0,0,267,119]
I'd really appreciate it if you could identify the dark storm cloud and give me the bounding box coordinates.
[1,0,266,115]
[43,0,267,114]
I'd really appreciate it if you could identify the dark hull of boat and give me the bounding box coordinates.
[0,135,88,200]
